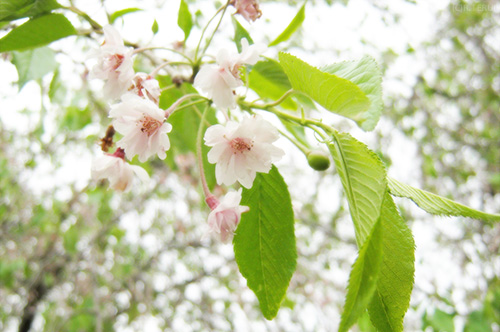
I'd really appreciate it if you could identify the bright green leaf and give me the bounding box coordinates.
[234,166,297,320]
[152,19,159,34]
[248,58,297,110]
[232,16,253,53]
[279,53,370,127]
[63,225,79,255]
[12,46,57,88]
[177,0,193,41]
[339,218,383,332]
[0,0,61,21]
[269,3,306,46]
[368,192,415,332]
[328,131,387,246]
[388,177,500,222]
[322,56,383,131]
[0,13,76,52]
[109,7,142,24]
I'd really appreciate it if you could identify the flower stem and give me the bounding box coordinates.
[164,94,208,118]
[194,1,230,63]
[196,105,212,199]
[64,6,102,30]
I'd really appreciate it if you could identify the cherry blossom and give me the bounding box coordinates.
[194,39,266,109]
[110,93,172,162]
[130,72,161,104]
[231,0,262,22]
[206,189,249,243]
[204,114,284,188]
[91,25,135,100]
[91,149,149,191]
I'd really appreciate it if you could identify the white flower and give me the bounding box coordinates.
[110,94,172,162]
[232,0,262,22]
[204,114,284,188]
[91,150,149,191]
[206,189,249,243]
[91,25,135,100]
[130,72,161,104]
[194,39,266,110]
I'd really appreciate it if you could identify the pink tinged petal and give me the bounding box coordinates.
[130,165,150,182]
[103,25,125,48]
[207,143,229,164]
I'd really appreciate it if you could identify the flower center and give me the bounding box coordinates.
[108,54,125,70]
[229,137,253,154]
[139,115,162,137]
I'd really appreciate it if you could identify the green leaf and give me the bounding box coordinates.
[232,16,253,53]
[322,56,383,131]
[12,46,57,88]
[328,131,387,245]
[464,311,492,332]
[422,309,455,332]
[151,19,159,34]
[269,3,306,46]
[234,166,297,320]
[0,13,76,52]
[177,0,193,41]
[279,53,370,127]
[339,218,383,332]
[109,8,142,24]
[248,58,297,110]
[0,0,61,21]
[368,192,415,332]
[388,177,500,222]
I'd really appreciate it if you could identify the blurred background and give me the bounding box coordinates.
[0,0,499,331]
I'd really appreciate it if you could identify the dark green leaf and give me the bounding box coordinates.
[234,166,297,320]
[368,192,415,332]
[269,3,306,46]
[109,7,142,24]
[12,46,57,88]
[339,218,383,332]
[280,53,371,126]
[232,16,253,53]
[177,0,193,41]
[0,13,76,52]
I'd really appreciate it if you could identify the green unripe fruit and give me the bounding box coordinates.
[306,150,331,171]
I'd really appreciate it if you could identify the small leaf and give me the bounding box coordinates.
[280,53,370,126]
[232,16,253,53]
[0,13,76,52]
[12,46,57,88]
[339,218,383,332]
[388,177,500,222]
[177,0,193,41]
[109,7,142,24]
[322,56,383,131]
[269,3,306,46]
[234,166,297,320]
[368,192,415,332]
[151,19,159,34]
[328,131,387,245]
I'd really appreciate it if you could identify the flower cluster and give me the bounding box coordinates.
[89,11,285,242]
